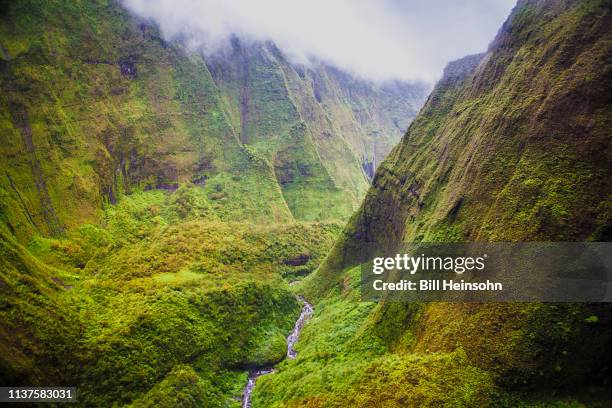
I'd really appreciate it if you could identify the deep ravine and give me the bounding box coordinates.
[241,296,314,408]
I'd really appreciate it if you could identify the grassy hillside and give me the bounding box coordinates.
[256,0,612,406]
[1,185,343,406]
[0,0,425,405]
[0,0,426,235]
[206,40,427,221]
[2,0,609,406]
[0,0,296,236]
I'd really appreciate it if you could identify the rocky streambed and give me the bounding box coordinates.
[241,296,313,408]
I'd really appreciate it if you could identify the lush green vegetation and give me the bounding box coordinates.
[1,185,342,406]
[253,267,493,407]
[1,0,610,407]
[0,2,424,404]
[0,0,425,237]
[254,268,610,407]
[258,1,612,407]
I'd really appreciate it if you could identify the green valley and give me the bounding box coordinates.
[1,0,611,407]
[0,0,425,405]
[269,0,612,406]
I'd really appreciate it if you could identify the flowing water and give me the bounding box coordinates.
[241,296,313,408]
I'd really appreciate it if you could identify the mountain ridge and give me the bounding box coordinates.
[0,1,425,404]
[0,0,427,240]
[1,0,610,406]
[260,0,612,405]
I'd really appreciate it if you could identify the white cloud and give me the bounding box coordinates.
[121,0,515,84]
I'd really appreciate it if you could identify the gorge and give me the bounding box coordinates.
[242,296,313,408]
[1,0,611,407]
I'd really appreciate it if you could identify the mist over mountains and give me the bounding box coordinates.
[1,1,610,407]
[121,0,515,83]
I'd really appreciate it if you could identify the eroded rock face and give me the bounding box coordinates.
[0,3,427,236]
[301,0,612,400]
[437,53,485,87]
[118,58,137,79]
[282,253,310,267]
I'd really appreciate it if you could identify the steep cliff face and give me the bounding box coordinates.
[0,1,426,404]
[273,0,612,405]
[0,0,426,239]
[206,40,427,221]
[206,41,366,221]
[0,0,290,236]
[309,0,611,292]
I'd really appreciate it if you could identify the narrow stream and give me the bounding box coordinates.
[241,296,313,408]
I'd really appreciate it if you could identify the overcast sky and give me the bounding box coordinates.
[121,0,516,84]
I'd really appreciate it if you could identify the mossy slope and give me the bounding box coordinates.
[258,0,612,406]
[0,5,425,402]
[0,0,427,236]
[1,186,343,406]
